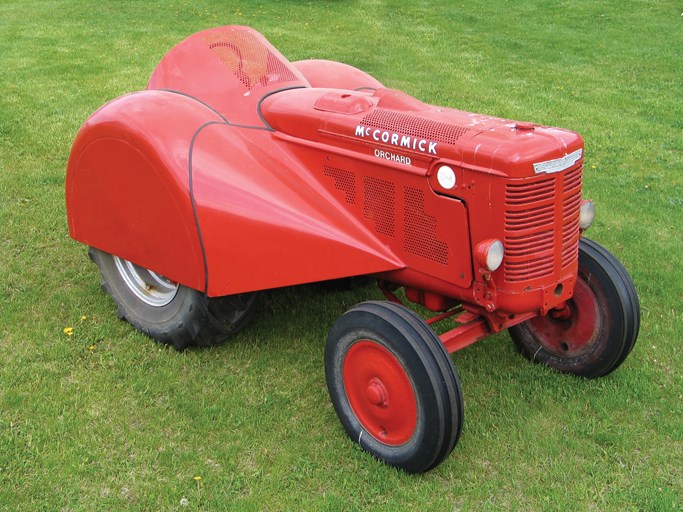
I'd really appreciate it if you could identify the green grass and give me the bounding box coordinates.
[1,0,681,510]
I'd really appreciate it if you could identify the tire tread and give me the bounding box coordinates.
[325,300,464,473]
[510,238,640,378]
[88,247,257,350]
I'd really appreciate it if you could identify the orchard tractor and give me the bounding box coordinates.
[66,27,640,473]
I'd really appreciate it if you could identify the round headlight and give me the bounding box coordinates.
[476,239,505,272]
[437,165,457,189]
[579,200,595,230]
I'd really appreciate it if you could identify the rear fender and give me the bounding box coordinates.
[66,90,225,291]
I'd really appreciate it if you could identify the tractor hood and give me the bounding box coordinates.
[260,87,584,179]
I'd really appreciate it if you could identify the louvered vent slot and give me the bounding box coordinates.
[563,165,582,195]
[324,166,356,204]
[363,176,395,237]
[205,29,298,90]
[360,109,470,145]
[505,178,556,205]
[404,187,448,265]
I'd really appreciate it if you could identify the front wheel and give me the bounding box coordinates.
[325,301,464,473]
[509,238,640,378]
[89,248,257,350]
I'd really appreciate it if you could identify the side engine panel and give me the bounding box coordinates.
[302,150,473,289]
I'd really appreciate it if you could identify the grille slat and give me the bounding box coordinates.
[505,180,556,205]
[563,166,582,190]
[506,204,555,221]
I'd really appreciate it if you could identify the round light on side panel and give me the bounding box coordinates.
[475,239,505,272]
[437,165,457,189]
[579,200,595,230]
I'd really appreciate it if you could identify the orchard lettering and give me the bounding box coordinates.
[374,149,412,165]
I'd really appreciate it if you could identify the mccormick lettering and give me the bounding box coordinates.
[355,125,438,155]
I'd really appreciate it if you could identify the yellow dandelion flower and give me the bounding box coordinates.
[80,315,87,321]
[88,345,96,351]
[64,327,74,336]
[194,476,201,481]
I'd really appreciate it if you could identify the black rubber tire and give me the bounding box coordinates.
[89,248,257,350]
[509,238,640,378]
[325,301,464,473]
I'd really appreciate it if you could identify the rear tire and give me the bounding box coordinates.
[325,301,463,473]
[89,248,257,350]
[509,238,640,378]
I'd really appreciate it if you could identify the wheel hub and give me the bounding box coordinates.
[342,340,417,445]
[366,378,389,407]
[529,278,600,355]
[113,256,179,307]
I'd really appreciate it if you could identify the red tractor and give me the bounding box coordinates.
[66,26,640,473]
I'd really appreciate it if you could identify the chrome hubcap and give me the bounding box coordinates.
[113,256,178,307]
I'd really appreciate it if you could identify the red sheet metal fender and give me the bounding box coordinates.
[189,124,404,296]
[66,26,404,296]
[66,90,220,291]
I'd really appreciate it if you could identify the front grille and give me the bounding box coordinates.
[504,166,582,283]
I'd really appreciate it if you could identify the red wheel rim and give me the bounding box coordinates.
[526,277,602,355]
[342,340,418,445]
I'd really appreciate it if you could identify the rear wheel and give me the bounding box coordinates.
[89,248,257,350]
[509,238,640,378]
[325,301,463,473]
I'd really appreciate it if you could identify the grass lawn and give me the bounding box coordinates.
[1,0,681,510]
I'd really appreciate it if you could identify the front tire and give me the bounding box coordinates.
[325,301,464,473]
[509,238,640,378]
[89,248,257,350]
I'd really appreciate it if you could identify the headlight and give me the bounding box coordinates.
[579,200,595,230]
[476,239,504,272]
[436,165,456,189]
